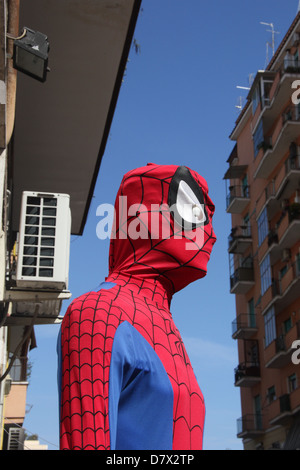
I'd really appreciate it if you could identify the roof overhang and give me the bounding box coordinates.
[11,0,141,235]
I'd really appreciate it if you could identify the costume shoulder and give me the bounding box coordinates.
[63,282,124,324]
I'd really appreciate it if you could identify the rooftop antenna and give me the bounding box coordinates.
[260,21,280,60]
[235,96,244,111]
[235,74,253,112]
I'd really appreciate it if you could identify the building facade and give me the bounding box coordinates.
[225,12,300,450]
[0,0,141,450]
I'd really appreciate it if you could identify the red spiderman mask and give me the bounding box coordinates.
[108,163,216,298]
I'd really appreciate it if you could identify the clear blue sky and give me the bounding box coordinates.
[23,0,298,450]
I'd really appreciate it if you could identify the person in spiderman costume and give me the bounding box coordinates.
[57,162,216,450]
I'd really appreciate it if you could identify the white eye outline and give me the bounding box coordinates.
[168,166,209,230]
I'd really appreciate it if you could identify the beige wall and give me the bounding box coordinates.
[4,382,28,425]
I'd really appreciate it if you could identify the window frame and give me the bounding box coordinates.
[264,306,276,348]
[260,254,272,296]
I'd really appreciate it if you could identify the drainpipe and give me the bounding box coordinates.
[6,0,19,145]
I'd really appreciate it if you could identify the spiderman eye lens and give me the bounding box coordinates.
[176,180,206,225]
[168,166,209,230]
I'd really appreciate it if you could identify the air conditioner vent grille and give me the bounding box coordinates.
[21,195,57,279]
[16,191,71,290]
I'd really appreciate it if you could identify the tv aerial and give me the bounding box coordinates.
[235,74,254,112]
[260,21,280,67]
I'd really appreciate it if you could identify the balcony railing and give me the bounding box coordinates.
[228,225,252,254]
[269,394,292,426]
[232,313,257,339]
[226,185,250,214]
[237,414,264,438]
[234,361,261,387]
[282,58,300,74]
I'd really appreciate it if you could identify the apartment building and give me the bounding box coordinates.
[225,11,300,450]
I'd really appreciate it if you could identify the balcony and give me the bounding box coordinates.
[256,155,300,220]
[226,185,250,214]
[234,361,261,387]
[258,205,300,265]
[269,394,292,426]
[277,205,300,247]
[261,261,300,315]
[228,225,252,254]
[232,313,258,340]
[230,257,255,294]
[254,106,300,180]
[264,322,300,369]
[278,261,300,311]
[237,414,264,439]
[269,387,300,427]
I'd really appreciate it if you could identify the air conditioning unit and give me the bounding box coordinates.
[7,427,25,450]
[282,248,291,262]
[16,191,71,290]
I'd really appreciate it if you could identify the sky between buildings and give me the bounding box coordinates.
[23,0,299,450]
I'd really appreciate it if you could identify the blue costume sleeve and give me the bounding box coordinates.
[109,321,174,450]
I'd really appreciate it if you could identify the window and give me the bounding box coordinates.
[260,254,272,296]
[254,395,263,430]
[267,386,276,404]
[257,208,269,246]
[288,373,297,393]
[248,298,256,328]
[283,317,292,334]
[242,175,249,198]
[253,119,264,158]
[294,49,299,68]
[280,265,288,279]
[264,306,276,347]
[297,253,300,275]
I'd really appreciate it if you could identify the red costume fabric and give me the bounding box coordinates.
[59,163,216,450]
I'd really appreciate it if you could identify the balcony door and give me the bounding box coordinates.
[248,298,256,328]
[254,395,263,430]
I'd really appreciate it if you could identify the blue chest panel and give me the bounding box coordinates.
[109,321,174,450]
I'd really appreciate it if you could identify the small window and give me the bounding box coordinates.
[267,386,276,404]
[280,265,288,279]
[253,119,264,158]
[260,254,272,296]
[288,373,297,393]
[257,208,269,246]
[283,317,292,334]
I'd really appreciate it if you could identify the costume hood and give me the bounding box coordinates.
[108,163,216,298]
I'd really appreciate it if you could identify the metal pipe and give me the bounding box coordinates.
[6,0,19,145]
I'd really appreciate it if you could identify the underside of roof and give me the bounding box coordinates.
[11,0,141,235]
